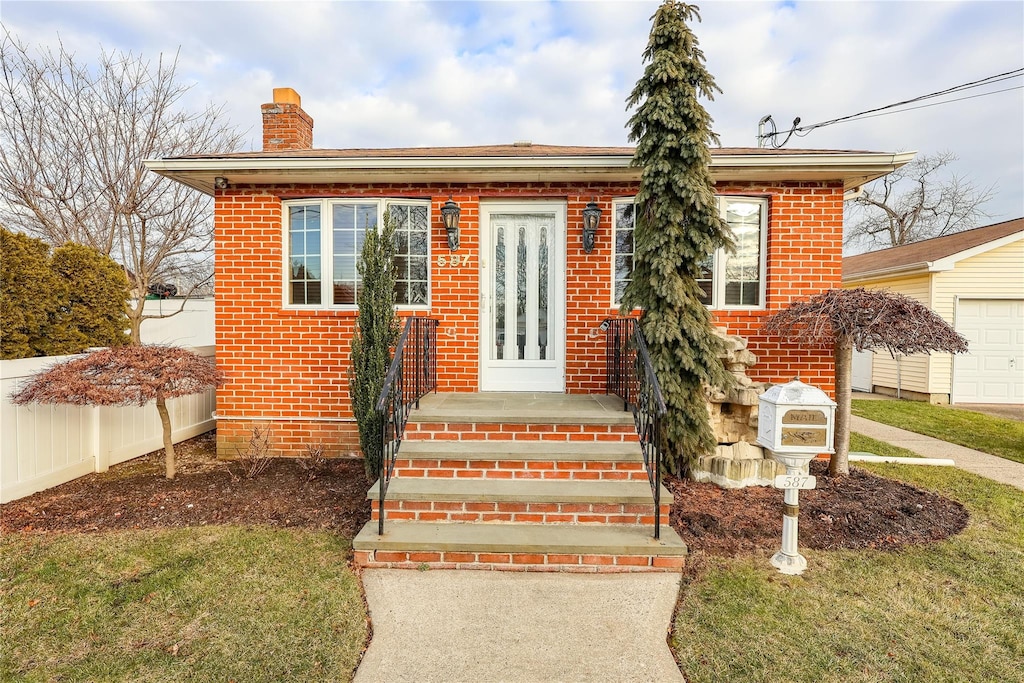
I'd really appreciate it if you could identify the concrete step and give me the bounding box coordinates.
[353,521,687,572]
[411,392,634,426]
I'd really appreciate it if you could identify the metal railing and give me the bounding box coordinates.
[604,317,667,539]
[375,316,439,534]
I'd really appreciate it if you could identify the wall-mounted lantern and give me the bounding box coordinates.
[440,197,461,251]
[581,200,602,253]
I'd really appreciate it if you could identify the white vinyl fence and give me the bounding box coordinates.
[140,298,215,347]
[1,346,216,503]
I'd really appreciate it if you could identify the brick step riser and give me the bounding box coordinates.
[406,422,639,443]
[393,459,648,481]
[353,549,684,573]
[371,501,669,526]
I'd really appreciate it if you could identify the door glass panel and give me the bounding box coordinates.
[538,225,549,360]
[516,225,527,360]
[494,225,505,360]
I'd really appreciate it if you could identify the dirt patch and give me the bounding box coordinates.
[666,460,969,556]
[0,432,372,537]
[3,435,968,557]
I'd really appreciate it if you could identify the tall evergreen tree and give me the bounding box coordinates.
[620,1,734,475]
[349,214,400,481]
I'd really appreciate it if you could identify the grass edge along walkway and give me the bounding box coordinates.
[1,526,368,683]
[851,398,1024,465]
[672,438,1024,683]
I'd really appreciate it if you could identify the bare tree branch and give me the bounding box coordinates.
[845,151,994,251]
[0,32,243,343]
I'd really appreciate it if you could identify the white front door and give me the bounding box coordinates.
[480,202,566,392]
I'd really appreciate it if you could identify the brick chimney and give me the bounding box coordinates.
[261,88,314,151]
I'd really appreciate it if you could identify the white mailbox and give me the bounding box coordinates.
[756,379,837,456]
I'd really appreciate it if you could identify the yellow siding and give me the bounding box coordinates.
[845,275,933,394]
[932,238,1024,395]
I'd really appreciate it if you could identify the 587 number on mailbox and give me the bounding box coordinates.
[773,474,817,490]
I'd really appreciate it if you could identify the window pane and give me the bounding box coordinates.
[722,199,763,307]
[332,203,377,306]
[697,255,713,305]
[410,256,427,282]
[388,203,429,306]
[410,281,427,305]
[613,201,635,305]
[288,204,321,305]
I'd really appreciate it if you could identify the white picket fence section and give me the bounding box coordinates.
[1,346,216,503]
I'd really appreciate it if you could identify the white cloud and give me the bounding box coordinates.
[2,0,1021,219]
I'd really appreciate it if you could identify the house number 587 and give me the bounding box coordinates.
[437,254,472,268]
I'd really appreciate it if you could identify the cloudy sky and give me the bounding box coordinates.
[3,0,1022,226]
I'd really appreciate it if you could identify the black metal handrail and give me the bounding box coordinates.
[605,317,667,539]
[375,316,438,534]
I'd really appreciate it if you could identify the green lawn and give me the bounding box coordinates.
[672,451,1024,683]
[1,527,367,682]
[852,399,1024,464]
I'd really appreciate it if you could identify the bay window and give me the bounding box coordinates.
[284,199,430,308]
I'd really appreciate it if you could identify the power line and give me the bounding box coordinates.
[793,85,1024,136]
[757,67,1024,148]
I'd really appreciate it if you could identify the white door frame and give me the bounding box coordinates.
[479,201,566,392]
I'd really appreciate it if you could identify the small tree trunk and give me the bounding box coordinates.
[155,393,176,479]
[127,298,144,345]
[831,335,854,477]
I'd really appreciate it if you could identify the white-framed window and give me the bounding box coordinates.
[612,199,636,305]
[284,199,430,308]
[612,195,768,309]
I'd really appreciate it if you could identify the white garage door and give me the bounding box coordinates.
[953,298,1024,404]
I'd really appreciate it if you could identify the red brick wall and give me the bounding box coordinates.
[213,180,841,456]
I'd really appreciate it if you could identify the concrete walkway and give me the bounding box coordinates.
[852,415,1024,491]
[355,569,683,683]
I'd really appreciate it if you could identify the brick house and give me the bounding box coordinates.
[147,88,913,460]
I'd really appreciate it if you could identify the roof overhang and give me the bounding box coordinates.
[144,151,916,196]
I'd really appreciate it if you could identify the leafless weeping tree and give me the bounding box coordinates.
[11,346,224,479]
[845,151,994,251]
[763,288,968,476]
[0,32,243,343]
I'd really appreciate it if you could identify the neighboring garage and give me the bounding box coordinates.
[844,218,1024,405]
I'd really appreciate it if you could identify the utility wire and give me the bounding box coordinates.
[760,67,1024,145]
[792,85,1024,136]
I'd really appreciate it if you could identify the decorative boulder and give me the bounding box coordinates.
[692,328,781,488]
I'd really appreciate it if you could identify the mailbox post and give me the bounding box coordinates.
[756,379,836,575]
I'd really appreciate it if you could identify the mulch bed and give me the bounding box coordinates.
[0,432,373,538]
[666,460,969,556]
[2,433,969,556]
